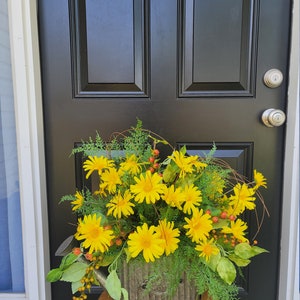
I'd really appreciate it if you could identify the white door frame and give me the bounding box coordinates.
[7,0,299,299]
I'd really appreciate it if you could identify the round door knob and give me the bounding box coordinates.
[263,69,283,88]
[262,108,286,127]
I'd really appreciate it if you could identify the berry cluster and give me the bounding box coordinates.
[71,249,103,300]
[148,149,160,173]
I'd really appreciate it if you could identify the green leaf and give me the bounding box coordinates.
[212,218,229,229]
[121,288,129,300]
[61,262,88,282]
[60,253,80,270]
[46,268,63,282]
[251,246,269,256]
[101,254,117,267]
[71,280,83,294]
[234,243,253,259]
[206,252,221,271]
[216,257,236,285]
[163,163,178,183]
[105,270,122,300]
[228,254,251,267]
[234,243,268,259]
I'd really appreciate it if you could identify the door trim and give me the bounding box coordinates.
[279,0,299,298]
[7,0,50,299]
[8,1,298,299]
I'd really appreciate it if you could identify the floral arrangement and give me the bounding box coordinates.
[47,120,268,300]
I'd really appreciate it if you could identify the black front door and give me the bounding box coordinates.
[38,1,292,299]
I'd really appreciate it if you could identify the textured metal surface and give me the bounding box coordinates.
[119,263,200,300]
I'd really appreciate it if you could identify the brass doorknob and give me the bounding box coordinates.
[261,108,286,127]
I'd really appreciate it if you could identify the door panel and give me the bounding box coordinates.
[70,0,148,97]
[180,0,257,96]
[38,0,291,299]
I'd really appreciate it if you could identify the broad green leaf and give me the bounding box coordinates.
[216,257,236,285]
[228,254,251,267]
[234,243,254,259]
[61,262,88,282]
[60,253,80,270]
[251,246,269,256]
[235,243,268,259]
[101,254,117,267]
[179,145,187,155]
[206,252,221,271]
[105,270,122,300]
[94,212,108,225]
[163,164,178,183]
[121,288,129,300]
[124,247,132,263]
[212,218,229,229]
[71,280,82,294]
[46,268,63,282]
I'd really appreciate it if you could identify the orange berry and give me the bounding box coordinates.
[115,238,123,246]
[212,216,219,223]
[72,247,82,256]
[153,149,160,156]
[85,253,93,261]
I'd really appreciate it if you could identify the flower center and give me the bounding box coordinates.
[90,227,101,239]
[141,237,151,248]
[143,181,153,192]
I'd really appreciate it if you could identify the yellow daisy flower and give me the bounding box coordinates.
[168,150,194,178]
[83,156,114,179]
[229,183,256,215]
[106,190,135,219]
[195,238,220,262]
[184,209,213,243]
[75,214,114,253]
[127,223,164,262]
[161,185,184,210]
[100,167,122,194]
[253,169,267,189]
[222,219,249,243]
[130,171,165,204]
[156,219,180,255]
[120,154,142,175]
[189,155,207,171]
[182,184,202,214]
[71,191,84,211]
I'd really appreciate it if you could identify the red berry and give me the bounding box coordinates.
[212,216,219,223]
[72,247,81,256]
[229,215,236,221]
[149,167,155,173]
[149,156,155,163]
[153,149,160,156]
[205,209,211,215]
[85,253,93,261]
[220,212,227,219]
[115,238,123,246]
[153,163,159,169]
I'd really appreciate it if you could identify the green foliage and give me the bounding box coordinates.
[71,132,105,156]
[70,119,154,160]
[122,119,153,159]
[105,270,128,300]
[48,120,268,299]
[61,262,88,282]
